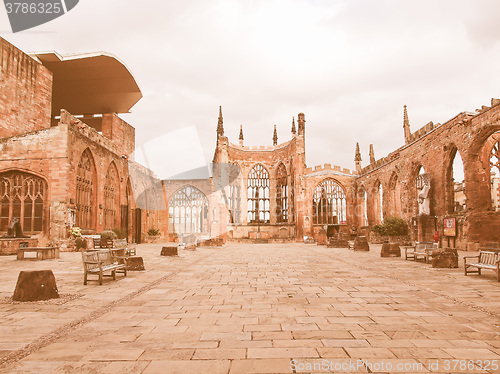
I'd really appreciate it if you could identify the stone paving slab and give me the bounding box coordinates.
[0,242,499,373]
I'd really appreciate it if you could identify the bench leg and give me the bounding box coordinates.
[112,270,116,280]
[99,270,103,285]
[84,272,88,285]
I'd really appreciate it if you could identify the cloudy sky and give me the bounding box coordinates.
[2,0,500,176]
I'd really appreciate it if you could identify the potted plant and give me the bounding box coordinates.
[100,230,118,248]
[371,217,408,257]
[146,228,161,243]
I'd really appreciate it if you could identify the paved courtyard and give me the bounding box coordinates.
[0,242,499,373]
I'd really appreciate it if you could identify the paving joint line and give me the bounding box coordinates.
[0,248,221,370]
[308,246,500,321]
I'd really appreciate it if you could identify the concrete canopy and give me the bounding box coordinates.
[31,51,142,116]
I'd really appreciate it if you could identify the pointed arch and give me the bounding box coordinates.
[313,178,347,225]
[444,144,466,213]
[247,164,270,224]
[356,185,368,226]
[276,162,288,223]
[486,131,500,210]
[168,185,208,234]
[388,172,402,218]
[373,180,383,224]
[103,161,120,230]
[76,148,97,229]
[0,170,48,233]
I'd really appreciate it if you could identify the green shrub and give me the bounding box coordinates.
[112,227,127,239]
[148,227,160,236]
[100,230,118,241]
[371,217,408,236]
[75,237,87,250]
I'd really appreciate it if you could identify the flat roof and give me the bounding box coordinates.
[31,51,142,116]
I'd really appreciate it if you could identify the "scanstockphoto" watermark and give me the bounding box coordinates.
[3,0,79,32]
[290,359,499,373]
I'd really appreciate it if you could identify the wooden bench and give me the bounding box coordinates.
[81,250,127,285]
[17,247,59,260]
[404,242,437,263]
[464,250,500,281]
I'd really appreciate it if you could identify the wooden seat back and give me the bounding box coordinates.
[479,251,500,265]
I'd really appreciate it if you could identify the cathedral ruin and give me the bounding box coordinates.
[1,37,499,251]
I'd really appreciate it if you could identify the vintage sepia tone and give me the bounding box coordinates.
[1,37,499,250]
[1,33,500,373]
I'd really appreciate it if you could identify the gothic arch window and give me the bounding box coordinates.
[229,163,242,225]
[247,164,270,224]
[490,133,500,211]
[276,163,288,223]
[76,149,96,229]
[389,173,402,218]
[103,162,120,230]
[357,186,368,226]
[374,181,383,224]
[313,179,347,225]
[0,171,47,233]
[448,148,466,213]
[168,186,208,234]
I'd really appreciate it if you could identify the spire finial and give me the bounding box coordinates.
[217,105,224,137]
[403,105,411,144]
[369,144,375,164]
[239,125,244,146]
[355,142,362,174]
[291,116,296,134]
[355,142,362,162]
[273,124,278,146]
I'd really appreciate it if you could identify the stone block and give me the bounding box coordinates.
[380,243,401,257]
[13,270,59,302]
[161,246,178,256]
[327,238,349,248]
[126,256,145,271]
[431,248,458,268]
[353,236,370,251]
[317,230,327,245]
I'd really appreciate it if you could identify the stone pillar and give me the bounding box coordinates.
[417,215,436,243]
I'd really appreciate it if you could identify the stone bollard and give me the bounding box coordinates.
[381,243,401,257]
[161,246,178,256]
[353,236,370,251]
[327,238,349,248]
[13,270,59,302]
[431,248,458,268]
[126,256,145,271]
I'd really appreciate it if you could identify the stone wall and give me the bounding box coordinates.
[356,99,500,249]
[0,38,52,139]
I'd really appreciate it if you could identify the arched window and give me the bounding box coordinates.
[356,186,368,226]
[389,173,402,218]
[313,179,347,225]
[168,186,208,234]
[76,149,96,229]
[451,149,466,212]
[374,181,383,224]
[103,162,120,230]
[490,134,500,211]
[247,164,270,224]
[276,163,288,223]
[229,163,241,225]
[0,171,47,233]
